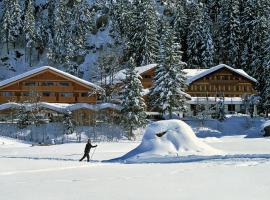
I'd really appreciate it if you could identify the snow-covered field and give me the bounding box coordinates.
[1,133,270,200]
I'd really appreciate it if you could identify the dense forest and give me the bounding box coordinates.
[0,0,270,113]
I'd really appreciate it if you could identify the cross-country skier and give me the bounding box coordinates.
[79,139,97,162]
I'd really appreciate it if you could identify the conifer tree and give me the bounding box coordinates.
[1,0,12,54]
[49,0,67,63]
[187,3,214,68]
[125,0,159,66]
[121,57,147,139]
[151,21,187,119]
[10,0,22,48]
[24,0,36,67]
[217,0,240,67]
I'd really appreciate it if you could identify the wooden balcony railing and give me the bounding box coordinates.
[58,96,76,103]
[22,86,74,92]
[0,96,18,103]
[77,96,97,103]
[40,96,57,102]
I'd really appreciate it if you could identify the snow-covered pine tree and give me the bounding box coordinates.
[217,0,240,67]
[71,0,93,56]
[17,105,31,129]
[239,0,269,74]
[9,0,22,48]
[140,0,159,65]
[187,2,214,68]
[150,20,187,119]
[125,0,159,66]
[215,97,226,121]
[109,0,130,40]
[258,16,270,116]
[63,110,75,136]
[24,0,36,67]
[1,0,12,54]
[48,0,67,63]
[121,57,147,140]
[173,1,188,61]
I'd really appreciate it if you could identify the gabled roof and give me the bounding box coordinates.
[0,66,104,91]
[101,63,257,85]
[185,64,257,84]
[106,64,157,84]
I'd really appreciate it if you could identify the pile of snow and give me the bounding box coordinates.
[109,120,222,163]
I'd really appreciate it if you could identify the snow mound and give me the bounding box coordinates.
[110,120,222,163]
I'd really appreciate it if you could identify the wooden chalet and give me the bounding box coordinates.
[0,66,104,104]
[110,64,257,115]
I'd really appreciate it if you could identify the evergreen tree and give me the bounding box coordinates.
[125,0,159,66]
[187,3,214,68]
[48,0,67,63]
[1,0,12,54]
[215,97,226,121]
[24,0,36,67]
[63,110,75,135]
[10,0,22,48]
[121,57,147,139]
[150,21,187,119]
[173,0,188,62]
[217,0,241,67]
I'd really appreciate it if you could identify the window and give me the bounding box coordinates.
[22,92,30,96]
[60,93,73,97]
[143,75,151,79]
[228,104,235,112]
[1,92,13,97]
[81,93,88,97]
[58,82,69,87]
[42,92,53,97]
[41,82,54,86]
[24,82,36,86]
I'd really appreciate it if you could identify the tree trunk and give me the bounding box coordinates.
[29,47,32,67]
[129,126,133,140]
[6,31,9,55]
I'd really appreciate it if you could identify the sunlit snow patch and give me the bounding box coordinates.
[109,120,222,163]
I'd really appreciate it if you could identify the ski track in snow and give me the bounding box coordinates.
[104,154,270,164]
[2,154,270,165]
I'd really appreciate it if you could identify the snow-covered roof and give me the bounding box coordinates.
[185,64,257,84]
[0,102,121,113]
[105,63,256,86]
[105,64,157,84]
[188,97,243,105]
[0,66,104,91]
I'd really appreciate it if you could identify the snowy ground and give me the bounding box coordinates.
[1,135,270,200]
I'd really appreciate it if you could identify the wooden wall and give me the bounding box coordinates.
[0,70,99,104]
[186,68,256,97]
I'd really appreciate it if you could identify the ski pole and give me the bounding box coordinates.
[90,146,97,160]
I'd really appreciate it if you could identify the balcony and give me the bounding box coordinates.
[58,96,76,103]
[40,96,57,103]
[0,96,18,103]
[22,86,74,92]
[77,96,97,103]
[208,80,239,84]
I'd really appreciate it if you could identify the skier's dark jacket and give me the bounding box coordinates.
[84,143,97,153]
